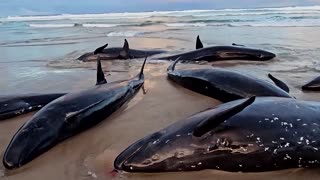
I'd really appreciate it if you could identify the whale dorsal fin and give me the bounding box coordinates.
[196,35,204,49]
[193,96,256,137]
[96,58,107,85]
[119,39,130,59]
[268,74,290,93]
[94,43,108,55]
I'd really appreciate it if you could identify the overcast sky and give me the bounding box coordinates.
[1,0,320,16]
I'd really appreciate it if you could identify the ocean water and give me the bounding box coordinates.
[1,5,320,180]
[0,6,320,95]
[1,6,320,59]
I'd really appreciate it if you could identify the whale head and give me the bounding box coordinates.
[3,117,58,169]
[251,49,276,61]
[222,47,276,61]
[113,121,230,172]
[302,76,320,91]
[114,98,256,172]
[113,109,227,172]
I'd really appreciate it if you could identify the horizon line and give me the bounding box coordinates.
[2,5,319,18]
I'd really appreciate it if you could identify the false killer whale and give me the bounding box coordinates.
[159,36,275,61]
[3,57,147,169]
[0,93,66,120]
[77,39,165,61]
[167,59,292,102]
[115,97,320,172]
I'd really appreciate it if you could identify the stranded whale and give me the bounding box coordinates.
[159,36,276,61]
[3,57,147,169]
[77,39,165,61]
[115,97,320,172]
[167,59,292,102]
[0,93,66,120]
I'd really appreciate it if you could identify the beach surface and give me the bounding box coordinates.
[1,6,320,180]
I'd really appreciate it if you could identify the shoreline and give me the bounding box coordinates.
[0,7,320,179]
[2,5,320,19]
[1,61,320,179]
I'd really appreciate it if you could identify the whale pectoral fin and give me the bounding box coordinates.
[119,39,130,59]
[196,35,204,49]
[193,96,256,137]
[96,58,107,85]
[268,74,290,93]
[65,99,105,124]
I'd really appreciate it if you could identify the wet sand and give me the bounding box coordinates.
[1,60,320,180]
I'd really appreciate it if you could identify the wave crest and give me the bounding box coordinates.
[106,31,147,37]
[4,6,320,22]
[165,23,207,27]
[29,24,76,28]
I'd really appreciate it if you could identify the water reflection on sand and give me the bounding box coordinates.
[0,26,320,179]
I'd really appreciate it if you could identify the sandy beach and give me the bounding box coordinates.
[1,6,320,180]
[1,60,320,180]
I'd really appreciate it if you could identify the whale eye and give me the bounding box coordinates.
[151,154,160,161]
[142,159,152,165]
[258,54,263,58]
[217,137,232,147]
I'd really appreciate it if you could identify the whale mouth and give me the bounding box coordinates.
[114,132,162,171]
[3,139,30,169]
[223,51,275,61]
[302,84,320,91]
[260,52,276,60]
[3,154,27,170]
[3,159,16,170]
[3,122,55,170]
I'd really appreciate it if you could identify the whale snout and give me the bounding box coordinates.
[3,125,38,169]
[260,51,276,60]
[3,122,56,169]
[114,132,162,171]
[302,77,320,91]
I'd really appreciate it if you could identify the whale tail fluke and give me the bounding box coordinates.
[167,57,181,72]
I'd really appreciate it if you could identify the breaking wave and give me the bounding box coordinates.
[165,23,207,27]
[106,31,147,37]
[3,6,320,22]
